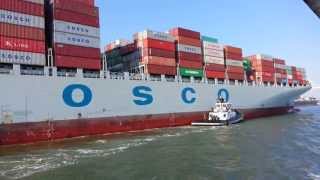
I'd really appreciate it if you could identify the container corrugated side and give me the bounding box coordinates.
[142,56,176,67]
[179,59,203,69]
[53,0,99,17]
[54,31,100,48]
[177,44,202,54]
[54,43,100,58]
[0,22,45,40]
[0,0,44,17]
[202,41,223,51]
[0,49,45,65]
[203,48,224,58]
[0,9,44,28]
[55,55,101,70]
[1,36,45,53]
[54,20,100,38]
[177,52,203,62]
[204,56,224,65]
[24,0,45,5]
[135,30,175,42]
[53,9,99,27]
[226,59,243,67]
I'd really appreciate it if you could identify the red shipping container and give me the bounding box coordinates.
[169,27,201,39]
[143,39,175,51]
[275,69,286,74]
[251,59,274,67]
[55,55,101,70]
[227,66,244,73]
[206,71,225,79]
[273,58,285,65]
[179,59,203,69]
[224,52,242,60]
[259,76,274,83]
[205,64,225,72]
[0,0,44,17]
[145,64,177,75]
[54,43,100,59]
[142,56,176,67]
[177,52,203,62]
[54,9,99,27]
[143,48,175,59]
[176,36,201,47]
[53,0,99,17]
[70,0,95,6]
[254,66,275,73]
[227,72,244,80]
[224,46,242,54]
[0,36,45,53]
[0,23,45,41]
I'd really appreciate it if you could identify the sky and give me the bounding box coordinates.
[96,0,320,94]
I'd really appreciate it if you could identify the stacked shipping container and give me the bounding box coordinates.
[224,46,244,81]
[49,0,101,70]
[273,58,287,84]
[247,54,275,83]
[201,36,225,79]
[0,0,46,66]
[169,27,203,78]
[292,66,307,85]
[135,30,177,76]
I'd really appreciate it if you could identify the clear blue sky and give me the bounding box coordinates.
[96,0,320,87]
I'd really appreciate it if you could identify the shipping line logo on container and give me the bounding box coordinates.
[62,84,230,107]
[5,41,29,49]
[67,25,89,33]
[0,52,32,62]
[67,37,90,44]
[0,12,31,24]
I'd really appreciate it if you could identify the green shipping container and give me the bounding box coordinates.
[201,36,218,43]
[243,58,252,71]
[180,68,203,77]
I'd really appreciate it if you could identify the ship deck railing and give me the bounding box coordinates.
[0,65,311,88]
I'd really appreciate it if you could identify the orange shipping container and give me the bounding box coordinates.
[143,39,175,51]
[224,46,242,54]
[142,56,176,67]
[176,36,202,47]
[206,71,225,79]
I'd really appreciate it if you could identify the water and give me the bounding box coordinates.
[0,106,320,180]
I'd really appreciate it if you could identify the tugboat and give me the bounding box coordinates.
[191,97,243,126]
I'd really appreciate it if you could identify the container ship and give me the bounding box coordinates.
[0,0,311,146]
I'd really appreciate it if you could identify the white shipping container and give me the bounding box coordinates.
[24,0,45,4]
[0,49,45,65]
[54,20,100,38]
[226,59,243,67]
[54,31,100,48]
[135,30,175,42]
[203,48,224,58]
[204,56,224,65]
[256,54,273,61]
[275,64,286,69]
[202,41,223,51]
[297,68,306,73]
[177,44,202,55]
[0,10,44,28]
[275,73,282,78]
